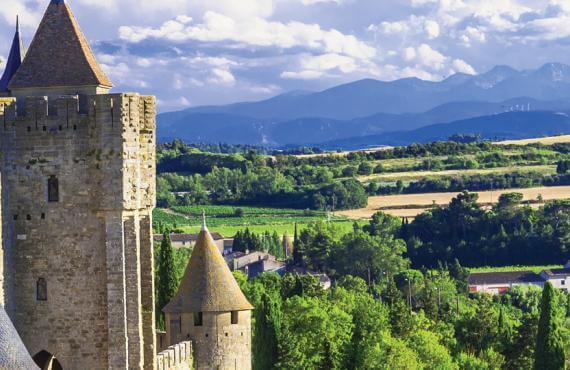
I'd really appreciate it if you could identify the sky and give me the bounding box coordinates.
[1,0,570,112]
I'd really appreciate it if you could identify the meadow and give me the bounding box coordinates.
[153,205,361,237]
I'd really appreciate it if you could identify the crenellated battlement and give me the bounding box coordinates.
[0,94,155,132]
[156,341,193,370]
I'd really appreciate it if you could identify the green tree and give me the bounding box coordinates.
[156,233,178,329]
[277,296,353,369]
[534,282,565,370]
[253,292,282,370]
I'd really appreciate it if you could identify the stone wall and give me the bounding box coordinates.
[0,93,156,370]
[166,311,252,370]
[157,341,193,370]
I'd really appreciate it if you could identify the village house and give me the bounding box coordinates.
[468,262,570,294]
[154,232,229,254]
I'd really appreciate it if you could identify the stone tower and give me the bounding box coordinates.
[163,220,253,370]
[0,1,157,369]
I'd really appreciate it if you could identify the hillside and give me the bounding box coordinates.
[318,111,570,150]
[158,99,570,147]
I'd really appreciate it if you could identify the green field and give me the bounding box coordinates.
[153,206,362,237]
[468,265,563,273]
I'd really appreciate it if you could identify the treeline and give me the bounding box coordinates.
[233,228,285,259]
[405,192,570,268]
[159,140,322,157]
[368,172,570,196]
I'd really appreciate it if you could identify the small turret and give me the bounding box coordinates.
[163,218,253,369]
[0,16,25,94]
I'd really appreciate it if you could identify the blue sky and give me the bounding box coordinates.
[1,0,570,111]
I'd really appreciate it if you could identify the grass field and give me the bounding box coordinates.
[338,185,570,219]
[359,164,556,183]
[153,205,362,237]
[469,265,563,273]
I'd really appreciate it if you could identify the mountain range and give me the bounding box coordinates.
[157,63,570,149]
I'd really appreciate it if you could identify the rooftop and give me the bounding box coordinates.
[0,17,24,92]
[9,0,112,90]
[541,268,570,277]
[468,271,545,285]
[163,224,253,314]
[153,233,224,243]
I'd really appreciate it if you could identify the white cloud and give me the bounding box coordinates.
[425,20,440,39]
[300,0,345,5]
[119,11,376,61]
[451,59,476,74]
[281,70,324,80]
[411,44,447,70]
[208,68,236,86]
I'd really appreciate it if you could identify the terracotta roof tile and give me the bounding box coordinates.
[9,1,112,89]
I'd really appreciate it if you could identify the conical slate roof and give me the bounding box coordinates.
[9,0,112,90]
[0,306,38,369]
[0,17,25,92]
[163,224,253,313]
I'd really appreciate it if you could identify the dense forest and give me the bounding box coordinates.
[155,192,570,369]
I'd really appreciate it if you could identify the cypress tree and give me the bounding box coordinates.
[156,232,178,329]
[534,282,565,370]
[253,292,282,370]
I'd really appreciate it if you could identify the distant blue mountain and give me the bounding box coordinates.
[176,63,570,120]
[157,63,570,147]
[158,97,570,147]
[317,111,570,150]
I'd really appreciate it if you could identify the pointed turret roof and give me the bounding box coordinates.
[9,0,112,90]
[0,17,25,92]
[0,306,39,369]
[163,220,253,313]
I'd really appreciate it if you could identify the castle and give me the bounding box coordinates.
[0,1,252,369]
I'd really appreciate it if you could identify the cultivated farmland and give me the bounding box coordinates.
[338,185,570,219]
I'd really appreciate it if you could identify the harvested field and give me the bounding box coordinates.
[337,185,570,219]
[497,136,570,145]
[359,165,555,183]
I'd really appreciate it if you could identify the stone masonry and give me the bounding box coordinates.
[0,93,157,369]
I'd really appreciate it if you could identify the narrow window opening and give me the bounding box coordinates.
[13,215,17,221]
[41,213,46,220]
[194,312,203,326]
[231,311,239,325]
[27,126,31,132]
[26,215,31,221]
[48,176,59,202]
[42,126,46,131]
[36,278,47,301]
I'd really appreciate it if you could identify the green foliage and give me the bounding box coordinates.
[406,192,570,268]
[534,282,566,370]
[155,233,178,329]
[277,295,353,369]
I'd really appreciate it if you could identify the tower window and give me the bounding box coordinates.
[231,311,238,325]
[36,278,47,301]
[48,176,59,202]
[194,312,203,327]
